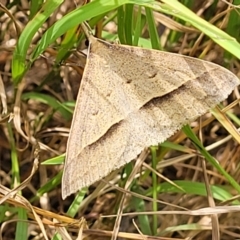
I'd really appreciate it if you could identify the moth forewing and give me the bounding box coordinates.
[62,35,239,199]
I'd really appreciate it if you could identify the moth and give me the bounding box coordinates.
[62,33,239,199]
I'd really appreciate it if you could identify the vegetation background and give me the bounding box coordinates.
[0,0,240,239]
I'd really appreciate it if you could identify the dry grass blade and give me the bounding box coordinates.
[0,2,21,36]
[138,6,198,34]
[112,149,149,240]
[0,185,49,240]
[0,157,38,204]
[211,106,240,144]
[13,81,34,143]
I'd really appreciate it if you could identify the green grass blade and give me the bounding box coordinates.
[21,92,72,120]
[125,4,134,45]
[33,172,62,201]
[133,5,142,46]
[15,208,28,240]
[158,180,239,204]
[31,0,131,60]
[145,0,240,58]
[131,186,152,235]
[29,0,44,19]
[182,125,240,193]
[117,6,127,43]
[150,146,158,235]
[12,0,63,84]
[145,7,161,50]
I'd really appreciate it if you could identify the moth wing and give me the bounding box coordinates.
[62,37,239,199]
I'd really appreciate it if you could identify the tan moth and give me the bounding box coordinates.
[62,33,239,199]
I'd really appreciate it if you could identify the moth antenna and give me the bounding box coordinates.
[81,22,94,40]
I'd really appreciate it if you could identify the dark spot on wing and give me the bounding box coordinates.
[147,71,157,79]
